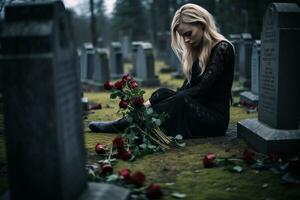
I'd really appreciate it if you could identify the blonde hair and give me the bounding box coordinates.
[171,3,228,82]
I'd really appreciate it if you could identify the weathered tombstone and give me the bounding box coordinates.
[229,34,241,80]
[135,42,160,86]
[86,48,95,80]
[109,42,124,78]
[0,1,129,199]
[237,3,300,154]
[89,48,110,90]
[238,33,253,88]
[131,41,144,76]
[170,52,184,79]
[239,40,261,106]
[80,43,94,82]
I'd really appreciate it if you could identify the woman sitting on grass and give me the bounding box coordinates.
[89,3,235,138]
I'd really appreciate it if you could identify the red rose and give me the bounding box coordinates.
[112,136,125,149]
[118,168,132,184]
[129,80,138,89]
[117,150,132,161]
[99,164,113,176]
[146,184,163,199]
[104,81,114,90]
[130,171,146,187]
[119,99,129,109]
[122,74,132,81]
[95,143,106,155]
[203,153,216,168]
[243,148,256,164]
[114,80,125,90]
[133,96,144,107]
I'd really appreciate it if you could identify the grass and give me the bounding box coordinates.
[0,60,299,199]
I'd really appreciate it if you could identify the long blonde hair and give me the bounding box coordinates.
[171,3,228,82]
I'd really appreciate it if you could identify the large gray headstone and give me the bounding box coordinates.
[109,42,124,78]
[238,33,253,88]
[91,48,110,89]
[135,42,160,86]
[121,35,130,61]
[0,1,86,199]
[229,34,241,80]
[237,3,300,155]
[0,1,129,199]
[160,32,178,73]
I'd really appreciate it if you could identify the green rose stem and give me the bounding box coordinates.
[135,126,170,150]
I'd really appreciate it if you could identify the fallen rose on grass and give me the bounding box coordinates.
[243,148,256,164]
[99,164,113,176]
[116,150,132,161]
[130,171,146,187]
[203,153,216,168]
[95,143,106,155]
[118,168,132,184]
[112,136,125,149]
[146,184,163,199]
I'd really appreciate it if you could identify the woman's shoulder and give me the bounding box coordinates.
[211,40,234,57]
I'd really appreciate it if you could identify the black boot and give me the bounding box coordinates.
[88,117,129,133]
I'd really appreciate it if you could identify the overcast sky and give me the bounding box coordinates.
[63,0,116,16]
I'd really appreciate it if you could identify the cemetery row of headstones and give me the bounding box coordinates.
[79,40,160,89]
[0,1,129,199]
[237,2,300,154]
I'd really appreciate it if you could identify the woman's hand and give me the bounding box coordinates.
[143,100,151,108]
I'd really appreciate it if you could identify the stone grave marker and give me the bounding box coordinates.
[237,3,300,154]
[238,33,253,88]
[240,40,261,106]
[131,41,144,76]
[109,42,124,78]
[0,1,129,199]
[80,43,93,82]
[121,35,130,61]
[90,48,110,90]
[160,32,178,73]
[229,34,241,80]
[135,42,160,86]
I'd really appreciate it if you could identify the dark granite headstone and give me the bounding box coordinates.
[240,40,261,106]
[110,42,124,78]
[0,1,129,199]
[80,43,94,82]
[238,33,253,88]
[160,32,178,73]
[237,3,300,155]
[135,42,160,86]
[87,48,110,90]
[229,34,241,80]
[121,35,130,61]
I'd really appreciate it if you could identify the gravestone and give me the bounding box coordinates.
[238,33,253,88]
[88,48,110,90]
[121,35,130,61]
[240,40,261,106]
[135,42,160,86]
[109,42,124,78]
[131,41,144,76]
[229,34,241,80]
[237,3,300,154]
[0,1,129,199]
[86,48,95,80]
[80,43,94,82]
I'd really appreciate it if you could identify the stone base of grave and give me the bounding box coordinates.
[84,80,105,91]
[160,66,177,73]
[237,118,300,155]
[135,77,160,87]
[171,71,184,79]
[231,86,246,96]
[239,91,259,106]
[0,183,130,200]
[79,182,130,200]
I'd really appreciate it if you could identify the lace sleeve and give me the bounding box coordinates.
[183,41,230,96]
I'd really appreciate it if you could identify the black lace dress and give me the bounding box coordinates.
[149,41,235,138]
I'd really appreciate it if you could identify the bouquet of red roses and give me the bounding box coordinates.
[104,74,175,155]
